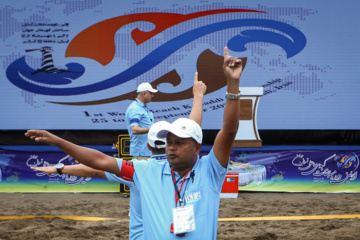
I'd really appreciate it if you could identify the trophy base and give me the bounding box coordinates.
[232,140,262,148]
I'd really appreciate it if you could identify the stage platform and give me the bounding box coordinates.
[1,145,359,193]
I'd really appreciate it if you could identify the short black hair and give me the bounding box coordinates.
[150,146,166,155]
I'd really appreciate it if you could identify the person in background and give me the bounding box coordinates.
[125,82,158,160]
[25,46,242,239]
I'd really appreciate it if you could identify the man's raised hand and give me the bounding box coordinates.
[223,46,243,82]
[193,72,207,97]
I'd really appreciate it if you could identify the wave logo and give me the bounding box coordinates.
[6,9,306,105]
[333,153,359,174]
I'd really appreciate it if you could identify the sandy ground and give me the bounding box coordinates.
[0,192,359,240]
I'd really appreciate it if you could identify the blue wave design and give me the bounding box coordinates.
[337,156,358,169]
[6,57,85,85]
[7,19,306,96]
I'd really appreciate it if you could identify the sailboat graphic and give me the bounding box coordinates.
[25,46,69,74]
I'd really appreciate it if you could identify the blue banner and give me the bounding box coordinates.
[1,147,359,192]
[0,149,119,192]
[227,149,360,192]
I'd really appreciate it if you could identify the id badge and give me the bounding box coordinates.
[172,205,196,234]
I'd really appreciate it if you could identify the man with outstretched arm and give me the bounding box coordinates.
[25,46,242,239]
[27,73,206,240]
[30,121,169,240]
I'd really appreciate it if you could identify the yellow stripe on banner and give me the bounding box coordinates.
[0,214,359,222]
[218,214,360,222]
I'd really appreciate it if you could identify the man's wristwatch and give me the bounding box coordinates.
[55,163,64,175]
[225,91,241,100]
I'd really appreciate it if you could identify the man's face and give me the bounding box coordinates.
[143,91,154,103]
[166,132,201,173]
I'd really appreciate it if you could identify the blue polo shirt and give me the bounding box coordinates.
[108,155,167,240]
[132,149,227,240]
[125,98,154,156]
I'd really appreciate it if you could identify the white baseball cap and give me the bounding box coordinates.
[148,121,171,149]
[137,82,158,93]
[157,118,203,144]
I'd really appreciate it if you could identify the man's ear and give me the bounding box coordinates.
[195,143,202,155]
[147,142,151,151]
